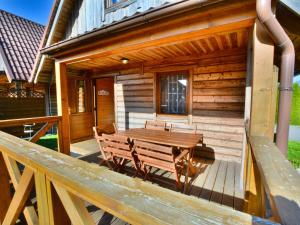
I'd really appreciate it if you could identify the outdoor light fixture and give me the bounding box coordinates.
[121,58,129,64]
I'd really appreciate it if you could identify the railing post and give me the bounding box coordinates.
[34,171,70,225]
[55,61,70,155]
[0,153,11,223]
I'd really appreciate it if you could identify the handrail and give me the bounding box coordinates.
[0,131,278,225]
[0,116,61,128]
[248,136,300,225]
[244,121,300,225]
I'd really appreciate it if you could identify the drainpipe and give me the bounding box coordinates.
[256,0,295,156]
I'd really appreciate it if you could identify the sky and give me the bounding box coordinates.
[0,0,53,25]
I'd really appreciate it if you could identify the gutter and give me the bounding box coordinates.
[40,0,223,56]
[256,0,295,155]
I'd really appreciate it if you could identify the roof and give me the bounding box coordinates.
[0,9,44,81]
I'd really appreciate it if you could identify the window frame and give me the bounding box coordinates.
[105,0,137,13]
[156,71,190,116]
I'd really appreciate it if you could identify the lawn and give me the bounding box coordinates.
[288,141,300,168]
[36,134,58,150]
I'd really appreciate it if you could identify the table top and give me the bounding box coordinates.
[119,128,203,148]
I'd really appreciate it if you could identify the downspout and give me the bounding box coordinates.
[256,0,295,155]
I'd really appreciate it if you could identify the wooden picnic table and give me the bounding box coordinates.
[119,128,203,149]
[119,128,203,193]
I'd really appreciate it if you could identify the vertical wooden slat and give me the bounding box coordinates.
[55,61,71,155]
[35,171,52,225]
[0,153,11,224]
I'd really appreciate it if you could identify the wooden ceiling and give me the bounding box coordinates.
[67,28,250,72]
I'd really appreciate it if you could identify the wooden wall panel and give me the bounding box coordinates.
[192,58,246,163]
[116,70,155,130]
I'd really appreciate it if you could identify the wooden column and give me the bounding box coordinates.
[55,61,70,155]
[249,20,277,139]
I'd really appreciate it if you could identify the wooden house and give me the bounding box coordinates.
[0,10,58,135]
[0,0,299,224]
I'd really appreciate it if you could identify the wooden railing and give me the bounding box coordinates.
[244,130,300,225]
[0,116,62,148]
[0,131,278,225]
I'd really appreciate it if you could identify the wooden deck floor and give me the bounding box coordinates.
[72,139,245,224]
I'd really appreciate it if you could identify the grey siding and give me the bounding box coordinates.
[65,0,171,39]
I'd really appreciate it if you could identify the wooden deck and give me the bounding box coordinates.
[72,138,245,224]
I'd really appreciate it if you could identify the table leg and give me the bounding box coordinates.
[184,150,191,193]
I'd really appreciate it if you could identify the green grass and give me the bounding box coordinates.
[36,134,58,150]
[288,141,300,168]
[276,83,300,126]
[291,83,300,125]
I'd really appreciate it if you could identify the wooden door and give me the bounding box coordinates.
[96,77,115,133]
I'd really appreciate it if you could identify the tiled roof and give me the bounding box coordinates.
[0,9,44,81]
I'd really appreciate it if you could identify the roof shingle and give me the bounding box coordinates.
[0,9,44,81]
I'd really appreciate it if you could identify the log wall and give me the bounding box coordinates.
[112,52,246,162]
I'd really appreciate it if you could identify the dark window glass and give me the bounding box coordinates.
[159,73,188,114]
[107,0,122,7]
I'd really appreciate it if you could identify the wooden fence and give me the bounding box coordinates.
[0,129,277,225]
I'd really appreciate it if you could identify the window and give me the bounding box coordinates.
[158,72,188,115]
[105,0,136,11]
[77,80,86,113]
[106,0,125,8]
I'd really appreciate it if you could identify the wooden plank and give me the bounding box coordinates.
[193,116,244,126]
[35,170,52,225]
[53,183,94,225]
[234,162,244,211]
[117,73,153,81]
[196,123,244,133]
[193,102,244,111]
[0,116,61,128]
[193,79,246,89]
[0,132,278,225]
[55,62,71,155]
[193,71,246,81]
[2,168,34,225]
[0,153,11,224]
[211,161,228,203]
[193,95,245,103]
[192,87,245,96]
[199,160,221,200]
[189,159,211,197]
[194,63,246,74]
[222,162,235,207]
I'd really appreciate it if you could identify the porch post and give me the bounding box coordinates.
[249,20,277,139]
[55,61,70,155]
